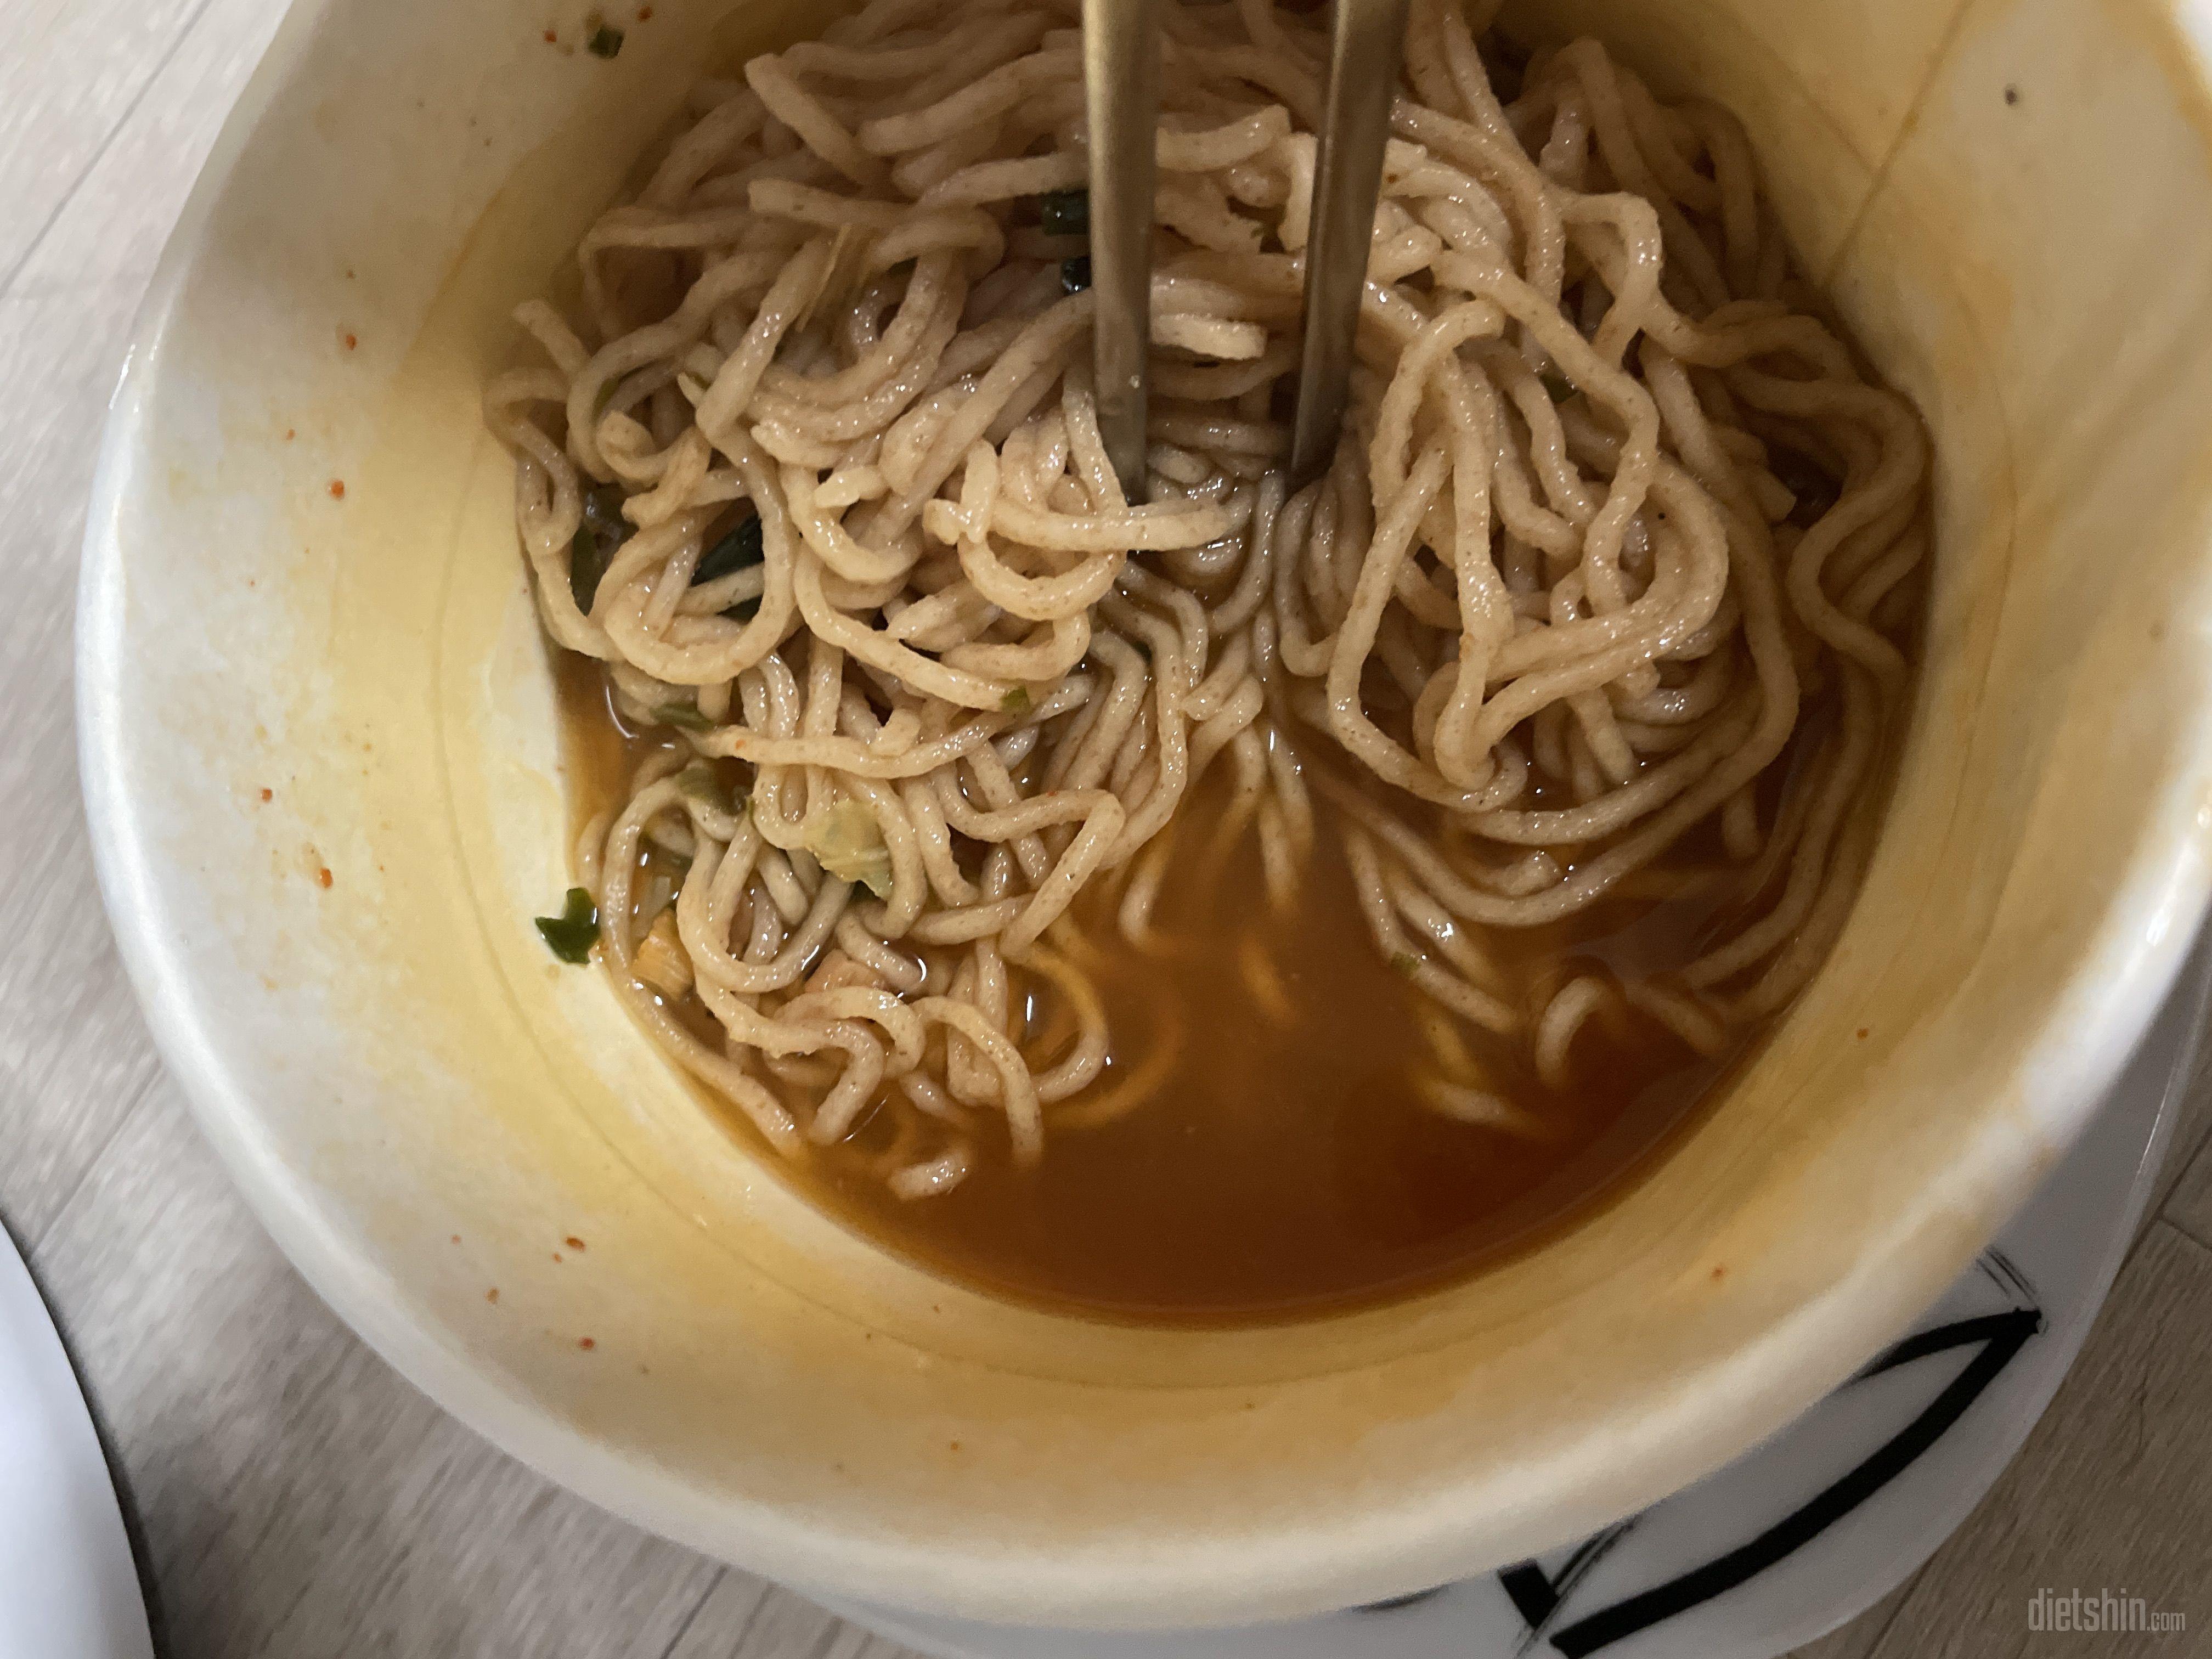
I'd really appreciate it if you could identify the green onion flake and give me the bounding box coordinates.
[535,888,600,963]
[569,523,607,613]
[652,702,714,732]
[676,764,733,814]
[1039,187,1089,237]
[570,482,631,612]
[587,23,625,58]
[1000,685,1032,716]
[694,512,764,585]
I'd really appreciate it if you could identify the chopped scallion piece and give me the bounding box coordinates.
[1039,187,1089,237]
[1060,255,1092,295]
[586,23,625,57]
[1000,685,1032,716]
[652,702,713,732]
[677,764,732,812]
[1389,951,1421,977]
[535,888,600,963]
[569,523,610,612]
[801,798,894,898]
[694,512,764,584]
[582,481,627,531]
[569,482,631,611]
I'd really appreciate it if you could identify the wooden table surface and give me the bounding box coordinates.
[7,4,2212,1656]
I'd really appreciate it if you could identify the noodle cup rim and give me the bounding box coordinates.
[71,0,2212,1627]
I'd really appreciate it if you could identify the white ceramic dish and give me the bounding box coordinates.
[0,1232,154,1659]
[77,0,2212,1632]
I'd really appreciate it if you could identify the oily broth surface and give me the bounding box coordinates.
[557,657,1742,1321]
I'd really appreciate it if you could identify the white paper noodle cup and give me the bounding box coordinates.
[77,0,2212,1628]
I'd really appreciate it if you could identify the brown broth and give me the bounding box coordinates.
[556,658,1746,1324]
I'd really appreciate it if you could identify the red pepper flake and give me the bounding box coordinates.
[328,479,346,499]
[637,4,653,16]
[1855,1026,1870,1040]
[948,1440,961,1452]
[551,1251,563,1262]
[564,1235,585,1251]
[340,330,358,351]
[543,26,557,41]
[283,427,295,441]
[578,1336,596,1351]
[317,867,334,889]
[449,1233,461,1244]
[486,1287,500,1303]
[259,788,273,803]
[1710,1263,1728,1283]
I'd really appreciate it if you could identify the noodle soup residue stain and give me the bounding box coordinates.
[558,659,1733,1323]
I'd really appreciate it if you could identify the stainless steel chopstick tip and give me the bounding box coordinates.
[1084,0,1163,507]
[1289,0,1412,486]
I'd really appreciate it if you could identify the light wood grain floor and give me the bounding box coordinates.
[4,4,2209,1656]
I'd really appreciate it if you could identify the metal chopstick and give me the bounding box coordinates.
[1289,0,1412,484]
[1083,0,1163,506]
